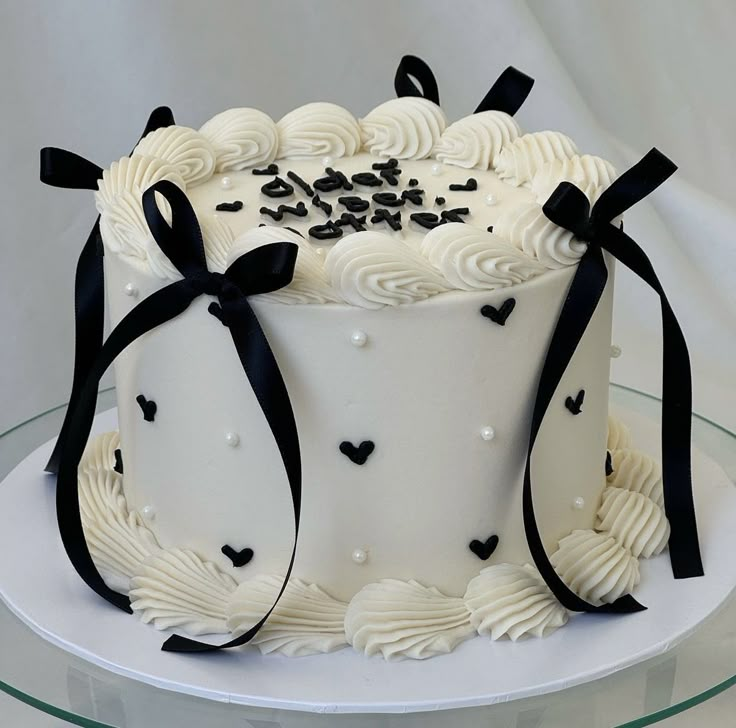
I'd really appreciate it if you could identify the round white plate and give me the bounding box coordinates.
[0,406,734,714]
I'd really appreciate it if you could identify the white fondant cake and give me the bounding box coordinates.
[47,59,678,660]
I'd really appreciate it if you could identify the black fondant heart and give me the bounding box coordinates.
[221,544,254,568]
[481,298,516,326]
[339,440,375,465]
[469,534,499,561]
[565,389,585,415]
[113,448,124,475]
[135,394,157,422]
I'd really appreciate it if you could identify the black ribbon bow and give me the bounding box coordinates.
[53,180,302,653]
[524,149,704,614]
[394,54,534,116]
[40,106,176,474]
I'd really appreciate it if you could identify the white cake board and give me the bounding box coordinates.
[0,406,734,715]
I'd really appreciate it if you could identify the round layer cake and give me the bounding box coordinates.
[78,95,670,658]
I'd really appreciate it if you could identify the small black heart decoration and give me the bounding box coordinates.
[565,389,585,415]
[481,298,516,326]
[339,440,375,465]
[135,394,157,422]
[469,534,500,561]
[113,448,124,475]
[605,450,614,476]
[221,544,254,568]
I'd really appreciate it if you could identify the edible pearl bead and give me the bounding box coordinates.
[220,176,233,190]
[484,194,497,206]
[224,431,240,447]
[141,505,156,521]
[321,156,333,168]
[573,496,585,510]
[610,344,622,359]
[352,548,368,564]
[123,283,138,297]
[431,163,442,176]
[480,426,495,441]
[350,330,368,347]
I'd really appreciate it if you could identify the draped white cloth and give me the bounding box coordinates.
[1,0,734,432]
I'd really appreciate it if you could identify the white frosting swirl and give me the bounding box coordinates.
[325,231,449,308]
[434,111,521,170]
[228,226,340,304]
[345,579,474,660]
[420,223,545,290]
[607,415,633,451]
[360,97,447,160]
[133,126,216,186]
[550,529,640,605]
[95,154,185,214]
[199,108,278,172]
[199,214,235,273]
[494,131,579,187]
[99,189,151,262]
[129,549,236,636]
[493,201,587,268]
[277,103,361,159]
[227,574,348,656]
[596,487,670,558]
[464,564,568,641]
[608,448,664,507]
[79,433,160,593]
[532,154,617,205]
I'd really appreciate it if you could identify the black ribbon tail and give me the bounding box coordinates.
[162,291,301,653]
[42,107,175,474]
[523,246,646,613]
[596,223,703,579]
[55,280,201,613]
[474,66,534,115]
[525,148,703,614]
[394,55,440,105]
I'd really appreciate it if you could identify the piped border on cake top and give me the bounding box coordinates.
[78,414,668,660]
[94,99,618,308]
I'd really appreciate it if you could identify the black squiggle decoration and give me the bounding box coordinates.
[221,545,254,568]
[135,394,157,422]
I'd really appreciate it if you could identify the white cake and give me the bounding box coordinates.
[49,63,675,660]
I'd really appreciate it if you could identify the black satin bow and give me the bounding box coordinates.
[524,149,704,614]
[40,107,175,474]
[54,180,302,653]
[394,54,534,116]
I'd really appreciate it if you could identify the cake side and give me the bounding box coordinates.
[105,251,614,603]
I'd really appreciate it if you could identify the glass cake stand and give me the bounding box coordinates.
[0,385,733,728]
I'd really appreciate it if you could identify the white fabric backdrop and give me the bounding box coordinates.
[1,0,734,434]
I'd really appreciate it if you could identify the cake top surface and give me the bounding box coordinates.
[96,95,617,308]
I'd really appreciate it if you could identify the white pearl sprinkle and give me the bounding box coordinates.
[224,431,240,447]
[431,163,442,176]
[352,548,368,564]
[350,330,368,347]
[573,496,585,510]
[315,247,326,256]
[610,344,622,359]
[321,156,334,168]
[484,194,497,206]
[220,176,233,190]
[480,426,495,441]
[123,283,138,297]
[141,505,156,522]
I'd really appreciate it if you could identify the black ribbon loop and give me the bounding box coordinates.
[474,66,535,116]
[54,179,301,653]
[41,107,175,474]
[524,148,703,615]
[393,56,534,117]
[394,54,440,105]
